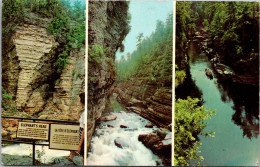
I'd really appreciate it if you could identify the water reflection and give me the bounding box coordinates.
[186,40,259,165]
[175,66,203,102]
[188,39,259,140]
[216,78,259,139]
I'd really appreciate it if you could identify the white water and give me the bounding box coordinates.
[1,143,70,163]
[87,111,162,166]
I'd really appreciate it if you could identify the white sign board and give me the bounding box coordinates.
[49,124,80,151]
[17,122,49,140]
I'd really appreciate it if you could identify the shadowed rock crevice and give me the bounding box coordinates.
[87,1,130,151]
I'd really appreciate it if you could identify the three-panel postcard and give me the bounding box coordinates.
[1,0,259,166]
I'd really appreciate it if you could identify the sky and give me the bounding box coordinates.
[115,1,173,60]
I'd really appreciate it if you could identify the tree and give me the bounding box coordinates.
[136,33,144,48]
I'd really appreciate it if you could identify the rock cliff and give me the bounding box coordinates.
[87,1,129,151]
[2,12,85,121]
[114,79,172,129]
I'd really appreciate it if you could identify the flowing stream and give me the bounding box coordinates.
[1,143,72,165]
[187,41,259,166]
[87,99,162,166]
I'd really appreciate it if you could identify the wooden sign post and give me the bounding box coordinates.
[16,121,80,165]
[17,121,50,165]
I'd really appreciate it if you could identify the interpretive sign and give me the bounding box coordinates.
[17,122,49,140]
[49,124,80,151]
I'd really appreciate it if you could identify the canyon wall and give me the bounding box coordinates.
[2,12,85,121]
[114,79,172,129]
[87,1,129,151]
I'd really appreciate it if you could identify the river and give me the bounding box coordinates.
[1,143,79,165]
[86,98,162,166]
[187,41,259,166]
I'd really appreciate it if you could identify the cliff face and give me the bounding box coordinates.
[114,79,172,129]
[2,13,85,121]
[41,49,85,120]
[87,1,129,151]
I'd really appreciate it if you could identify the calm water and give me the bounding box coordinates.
[188,42,259,166]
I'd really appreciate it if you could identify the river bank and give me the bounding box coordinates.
[187,40,259,166]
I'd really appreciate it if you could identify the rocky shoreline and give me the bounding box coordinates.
[193,29,258,86]
[97,112,171,166]
[111,80,172,165]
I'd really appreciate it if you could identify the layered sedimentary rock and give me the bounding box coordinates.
[2,13,58,114]
[113,79,172,165]
[114,79,172,129]
[2,12,85,121]
[87,1,129,151]
[41,49,85,120]
[138,128,172,166]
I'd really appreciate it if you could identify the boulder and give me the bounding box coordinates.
[145,123,153,128]
[138,131,171,166]
[100,115,117,121]
[138,133,161,147]
[156,161,161,166]
[114,137,129,149]
[120,125,128,128]
[167,124,172,130]
[156,128,170,138]
[107,124,114,128]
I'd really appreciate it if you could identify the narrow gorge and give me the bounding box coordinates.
[87,1,172,166]
[175,2,259,166]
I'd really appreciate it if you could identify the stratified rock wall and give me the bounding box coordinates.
[2,12,85,120]
[114,79,172,129]
[42,49,85,120]
[2,13,58,114]
[15,24,57,112]
[88,1,129,151]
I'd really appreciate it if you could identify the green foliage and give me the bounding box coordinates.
[2,88,17,114]
[176,1,259,70]
[2,0,25,39]
[194,2,259,64]
[46,1,86,74]
[88,45,106,64]
[174,97,215,166]
[55,50,70,74]
[176,2,196,52]
[55,78,60,84]
[116,13,173,86]
[136,33,144,48]
[2,0,86,75]
[175,65,186,88]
